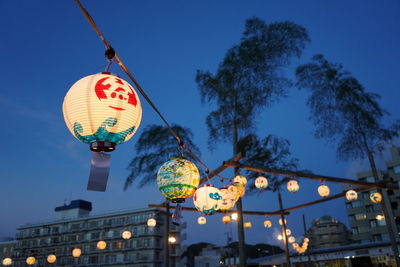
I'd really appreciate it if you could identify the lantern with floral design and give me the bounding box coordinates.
[370,192,382,204]
[255,176,268,189]
[264,220,272,228]
[345,190,358,201]
[234,175,247,186]
[157,157,200,203]
[122,230,132,240]
[318,184,330,197]
[193,185,223,214]
[219,188,236,211]
[287,180,300,193]
[288,236,296,243]
[198,216,207,225]
[63,72,142,152]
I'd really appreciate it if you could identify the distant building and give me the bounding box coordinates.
[0,240,16,264]
[345,146,400,243]
[305,215,351,249]
[4,200,185,267]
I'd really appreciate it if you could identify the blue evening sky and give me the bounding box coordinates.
[0,0,399,247]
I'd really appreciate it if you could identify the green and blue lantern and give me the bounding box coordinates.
[193,185,223,214]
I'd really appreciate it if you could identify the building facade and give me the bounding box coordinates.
[4,200,185,267]
[345,146,400,243]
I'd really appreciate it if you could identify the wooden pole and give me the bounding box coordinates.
[164,201,170,267]
[278,190,291,267]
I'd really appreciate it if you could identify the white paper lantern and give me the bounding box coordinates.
[63,73,142,152]
[222,215,231,224]
[277,234,283,240]
[193,185,223,214]
[286,229,292,236]
[97,240,107,250]
[264,220,272,228]
[376,214,385,221]
[231,213,238,221]
[234,175,247,186]
[219,188,236,211]
[345,190,358,201]
[122,230,132,240]
[198,216,207,225]
[47,254,57,264]
[318,184,330,197]
[72,248,82,258]
[26,257,36,265]
[168,236,177,243]
[288,236,296,243]
[244,221,252,229]
[287,180,299,193]
[279,218,287,225]
[147,218,157,227]
[370,192,382,204]
[255,176,268,189]
[2,258,12,266]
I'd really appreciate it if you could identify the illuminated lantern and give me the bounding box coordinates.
[157,157,200,203]
[288,236,296,243]
[222,215,231,224]
[346,190,358,201]
[198,216,207,225]
[277,234,283,241]
[122,230,132,240]
[264,220,272,228]
[244,221,252,229]
[286,229,291,236]
[231,213,238,221]
[147,218,157,227]
[193,185,222,214]
[287,180,299,193]
[235,183,246,198]
[63,73,142,152]
[26,257,36,265]
[234,175,247,186]
[318,184,330,197]
[72,248,82,258]
[255,176,268,189]
[97,240,107,250]
[370,192,382,204]
[168,236,177,243]
[219,188,236,211]
[227,184,240,202]
[292,243,299,249]
[47,254,57,264]
[303,237,310,243]
[278,218,287,225]
[2,258,12,266]
[376,215,385,221]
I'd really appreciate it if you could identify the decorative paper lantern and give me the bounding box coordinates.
[26,257,36,265]
[288,236,296,243]
[234,175,247,186]
[346,190,358,201]
[47,254,57,264]
[222,215,231,224]
[231,213,238,221]
[370,192,382,204]
[168,236,177,243]
[72,248,82,258]
[303,237,310,243]
[234,183,246,198]
[193,185,223,214]
[318,184,330,197]
[255,176,268,189]
[286,229,292,236]
[198,216,207,225]
[219,188,236,211]
[279,218,287,225]
[227,184,240,202]
[277,234,283,241]
[244,221,252,229]
[157,157,200,203]
[376,214,385,221]
[97,240,107,250]
[63,72,142,152]
[147,218,157,227]
[2,258,12,266]
[264,220,272,228]
[292,243,299,249]
[122,230,132,240]
[287,180,299,193]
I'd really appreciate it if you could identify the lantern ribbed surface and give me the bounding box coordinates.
[63,73,142,148]
[157,158,200,202]
[193,185,222,214]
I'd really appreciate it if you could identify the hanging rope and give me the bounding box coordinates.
[74,0,211,174]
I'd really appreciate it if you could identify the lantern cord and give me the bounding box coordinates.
[74,0,211,174]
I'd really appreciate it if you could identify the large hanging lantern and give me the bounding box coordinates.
[193,185,222,214]
[26,257,36,265]
[157,157,200,203]
[287,180,299,193]
[219,188,236,211]
[47,254,57,264]
[63,72,142,152]
[2,258,12,266]
[122,230,132,240]
[222,215,231,224]
[72,248,82,258]
[264,220,272,228]
[370,192,382,204]
[318,184,330,197]
[198,216,207,225]
[97,240,107,250]
[255,176,268,189]
[244,221,252,229]
[345,190,358,201]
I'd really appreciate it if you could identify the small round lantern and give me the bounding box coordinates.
[287,180,299,193]
[122,230,132,240]
[26,257,36,265]
[244,221,252,229]
[277,234,283,241]
[292,243,299,249]
[234,175,247,186]
[303,237,310,243]
[219,188,236,211]
[255,176,268,189]
[2,258,12,266]
[72,248,82,258]
[47,254,57,264]
[318,184,330,197]
[97,241,107,250]
[286,229,292,236]
[264,220,272,228]
[279,218,287,225]
[193,185,223,214]
[376,214,385,221]
[231,213,238,221]
[222,215,231,224]
[198,216,207,225]
[168,236,177,243]
[346,190,358,201]
[288,236,296,243]
[370,192,382,204]
[63,72,142,152]
[157,157,200,203]
[147,218,157,227]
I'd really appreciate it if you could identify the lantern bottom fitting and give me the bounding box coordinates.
[90,141,116,152]
[171,198,185,204]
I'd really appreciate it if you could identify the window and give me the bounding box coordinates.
[71,223,80,230]
[378,219,386,226]
[352,201,363,208]
[91,232,100,239]
[89,256,98,264]
[355,213,367,220]
[358,226,370,233]
[370,220,377,228]
[366,205,374,212]
[52,226,59,233]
